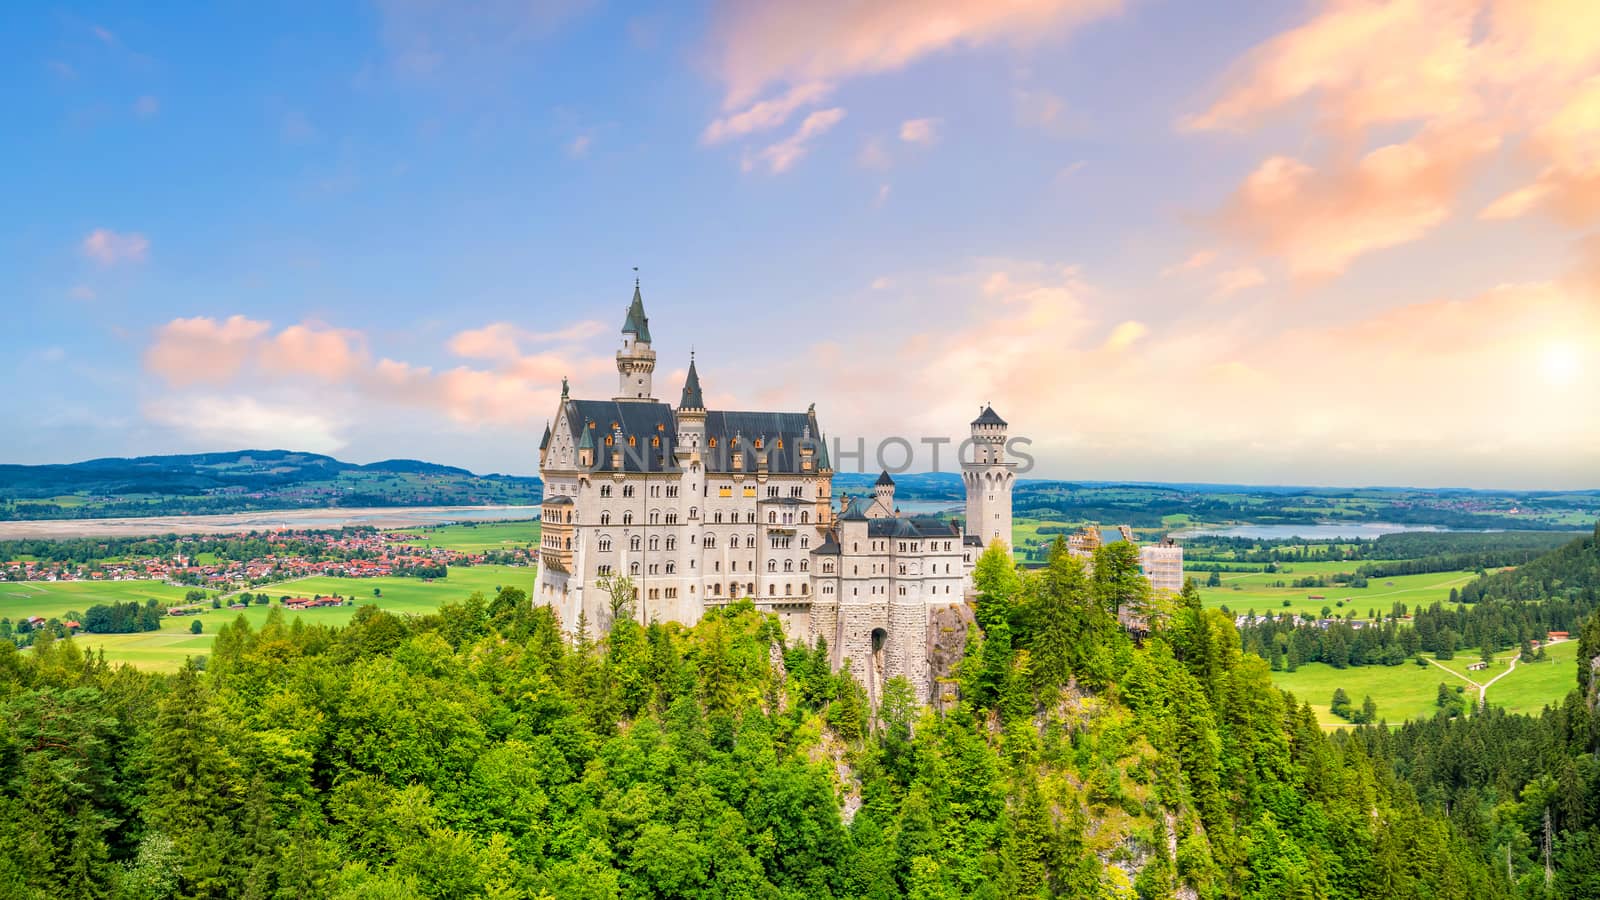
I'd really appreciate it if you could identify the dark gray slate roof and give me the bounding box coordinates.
[972,405,1007,427]
[867,516,960,539]
[562,399,677,473]
[839,496,869,521]
[539,422,552,450]
[703,409,822,475]
[875,470,895,487]
[557,398,825,475]
[815,530,841,555]
[544,495,573,505]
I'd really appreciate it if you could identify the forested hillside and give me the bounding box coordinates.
[0,538,1525,899]
[0,450,541,520]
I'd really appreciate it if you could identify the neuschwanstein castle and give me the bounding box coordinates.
[537,284,1015,701]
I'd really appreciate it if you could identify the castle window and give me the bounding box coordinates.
[600,485,611,498]
[665,512,678,525]
[657,423,665,432]
[784,560,793,572]
[768,511,777,524]
[823,584,834,594]
[705,535,715,548]
[800,536,809,549]
[776,438,783,449]
[768,584,775,596]
[666,536,676,551]
[597,564,613,576]
[628,435,636,447]
[768,559,777,572]
[689,507,698,519]
[802,583,808,594]
[801,559,809,571]
[630,536,641,551]
[598,537,612,552]
[666,562,675,574]
[623,485,635,498]
[629,562,640,575]
[600,512,611,525]
[754,438,763,449]
[623,512,634,525]
[709,437,718,448]
[605,435,613,446]
[649,536,659,551]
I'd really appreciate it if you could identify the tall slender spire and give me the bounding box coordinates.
[680,351,704,409]
[622,282,651,343]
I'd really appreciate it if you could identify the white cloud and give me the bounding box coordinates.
[144,395,348,455]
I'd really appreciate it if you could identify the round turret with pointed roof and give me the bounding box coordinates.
[875,470,896,487]
[972,404,1007,428]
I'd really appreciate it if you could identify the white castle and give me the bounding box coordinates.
[536,284,1016,701]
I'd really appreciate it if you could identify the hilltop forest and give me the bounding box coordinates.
[0,534,1597,897]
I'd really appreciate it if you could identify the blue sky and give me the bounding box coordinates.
[4,1,1598,488]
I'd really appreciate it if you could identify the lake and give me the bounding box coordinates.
[0,505,542,540]
[1173,522,1462,540]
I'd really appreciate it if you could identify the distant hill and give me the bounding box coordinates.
[0,450,542,521]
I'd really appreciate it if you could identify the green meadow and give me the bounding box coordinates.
[1271,637,1580,728]
[1201,566,1481,618]
[45,564,536,673]
[1,579,210,621]
[385,519,541,553]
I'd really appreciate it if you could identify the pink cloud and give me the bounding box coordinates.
[702,81,833,144]
[751,107,846,173]
[709,0,1123,109]
[82,229,150,265]
[899,117,941,144]
[145,315,271,386]
[1217,125,1497,277]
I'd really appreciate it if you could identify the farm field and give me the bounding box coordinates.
[386,519,540,553]
[61,564,535,672]
[1201,568,1481,618]
[1271,638,1579,727]
[1,579,212,621]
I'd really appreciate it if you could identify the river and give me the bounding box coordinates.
[1172,522,1464,540]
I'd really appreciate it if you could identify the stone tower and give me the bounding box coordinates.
[962,405,1015,550]
[615,282,656,401]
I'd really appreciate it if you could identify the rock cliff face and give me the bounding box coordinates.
[927,601,975,710]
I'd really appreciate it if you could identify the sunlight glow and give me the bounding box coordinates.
[1539,342,1582,387]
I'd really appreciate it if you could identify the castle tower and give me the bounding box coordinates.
[962,405,1015,550]
[615,281,656,401]
[872,470,896,517]
[675,353,706,465]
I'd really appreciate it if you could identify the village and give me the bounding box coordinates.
[0,527,533,591]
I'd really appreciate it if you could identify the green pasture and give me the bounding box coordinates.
[1272,637,1579,728]
[1275,662,1447,728]
[387,519,541,553]
[56,564,535,673]
[1,580,211,622]
[1203,568,1480,619]
[1486,639,1579,716]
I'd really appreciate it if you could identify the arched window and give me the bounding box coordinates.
[800,559,809,572]
[705,535,716,548]
[623,511,633,525]
[600,511,611,525]
[598,536,612,552]
[800,511,809,524]
[767,559,777,572]
[649,536,659,551]
[629,562,640,575]
[622,485,635,498]
[689,507,698,519]
[666,536,676,551]
[630,535,641,551]
[665,562,675,574]
[784,559,793,572]
[800,536,809,549]
[600,485,611,497]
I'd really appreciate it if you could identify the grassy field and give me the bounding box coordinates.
[1,580,212,621]
[386,519,540,553]
[1201,568,1480,618]
[57,564,535,672]
[1271,638,1579,727]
